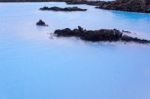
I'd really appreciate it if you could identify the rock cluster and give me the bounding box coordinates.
[39,6,87,12]
[54,26,150,43]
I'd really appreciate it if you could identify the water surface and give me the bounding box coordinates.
[0,2,150,99]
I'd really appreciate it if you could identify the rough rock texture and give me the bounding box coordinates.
[67,0,150,13]
[54,26,150,43]
[39,6,87,11]
[1,0,150,13]
[96,0,147,12]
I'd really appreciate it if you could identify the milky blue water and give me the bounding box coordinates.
[0,2,150,99]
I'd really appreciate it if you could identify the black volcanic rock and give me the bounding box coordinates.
[54,26,150,44]
[36,20,48,26]
[96,0,146,12]
[1,0,150,13]
[39,6,87,12]
[67,0,150,13]
[96,0,150,13]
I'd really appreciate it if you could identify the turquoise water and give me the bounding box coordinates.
[0,2,150,99]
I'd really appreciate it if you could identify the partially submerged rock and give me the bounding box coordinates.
[36,20,48,26]
[39,6,87,12]
[54,26,150,44]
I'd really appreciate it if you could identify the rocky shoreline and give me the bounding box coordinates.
[96,0,150,13]
[66,0,150,13]
[39,6,87,12]
[1,0,150,13]
[53,26,150,44]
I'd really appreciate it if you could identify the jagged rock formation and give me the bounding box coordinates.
[39,6,87,11]
[54,26,150,44]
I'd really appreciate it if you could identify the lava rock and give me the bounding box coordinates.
[96,0,146,12]
[53,26,150,44]
[39,6,87,12]
[36,20,48,26]
[66,0,150,13]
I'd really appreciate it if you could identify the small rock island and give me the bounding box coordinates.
[53,26,150,44]
[39,6,87,12]
[36,20,48,26]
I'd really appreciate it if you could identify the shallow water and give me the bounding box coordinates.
[0,2,150,99]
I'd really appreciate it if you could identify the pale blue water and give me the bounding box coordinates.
[0,2,150,99]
